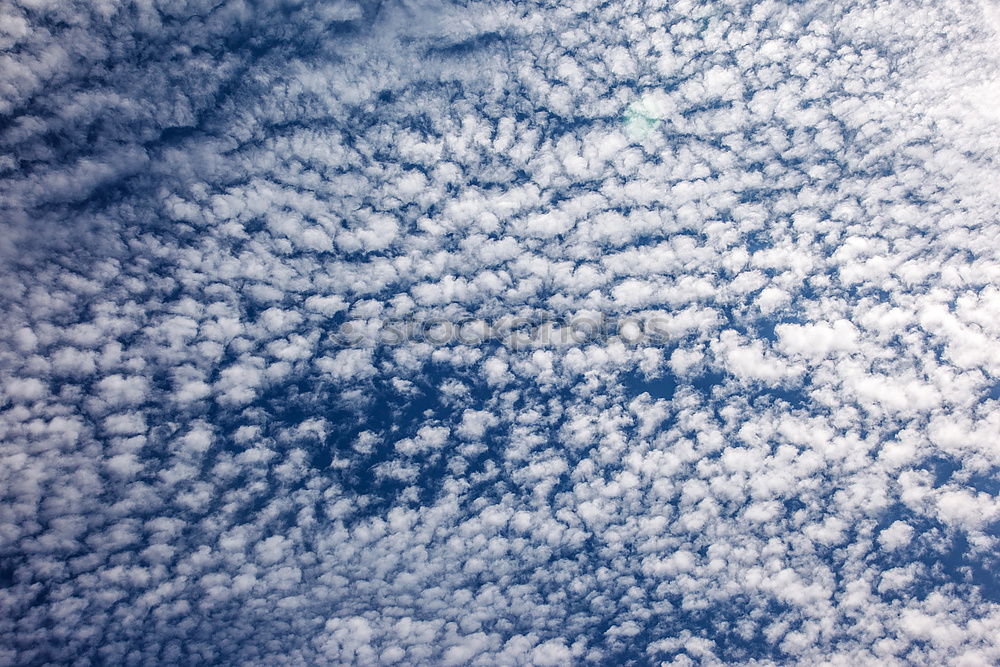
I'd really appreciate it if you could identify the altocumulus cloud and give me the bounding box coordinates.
[3,0,1000,664]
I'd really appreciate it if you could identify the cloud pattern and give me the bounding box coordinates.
[2,0,1000,664]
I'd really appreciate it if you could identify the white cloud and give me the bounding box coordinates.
[3,0,1000,664]
[878,521,915,551]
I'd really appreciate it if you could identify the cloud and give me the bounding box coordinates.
[2,0,1000,664]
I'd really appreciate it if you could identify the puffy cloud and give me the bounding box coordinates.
[2,0,1000,664]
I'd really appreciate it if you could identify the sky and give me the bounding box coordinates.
[2,0,1000,664]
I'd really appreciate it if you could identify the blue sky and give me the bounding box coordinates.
[2,0,1000,664]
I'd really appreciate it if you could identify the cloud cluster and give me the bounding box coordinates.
[2,0,1000,664]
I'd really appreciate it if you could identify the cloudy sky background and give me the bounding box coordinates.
[3,0,1000,664]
